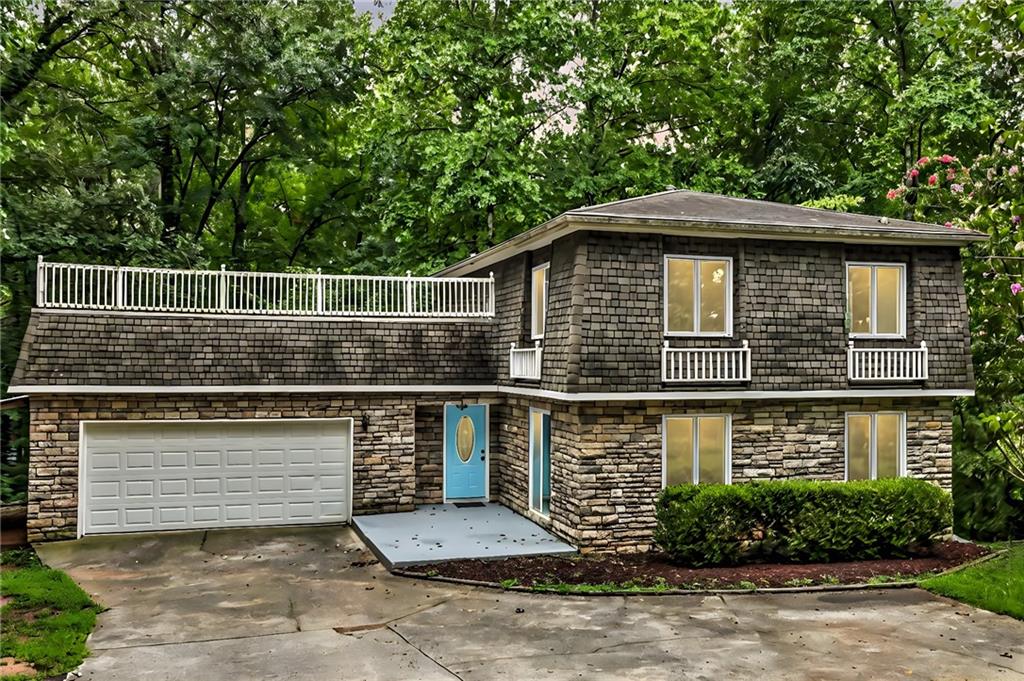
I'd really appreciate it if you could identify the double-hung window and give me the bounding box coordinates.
[531,263,549,340]
[846,412,906,480]
[665,256,732,336]
[847,263,906,337]
[662,415,731,485]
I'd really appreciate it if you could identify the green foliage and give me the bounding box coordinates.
[654,480,952,567]
[0,457,27,505]
[799,195,864,213]
[920,543,1024,620]
[0,555,103,677]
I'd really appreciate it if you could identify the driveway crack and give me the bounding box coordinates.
[332,597,454,634]
[198,530,210,554]
[386,623,464,681]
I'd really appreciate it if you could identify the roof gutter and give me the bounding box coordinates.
[438,214,987,277]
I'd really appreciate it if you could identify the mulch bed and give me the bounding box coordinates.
[405,541,989,589]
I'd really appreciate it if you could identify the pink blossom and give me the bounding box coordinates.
[1018,334,1024,344]
[928,174,938,186]
[944,221,954,228]
[940,154,955,164]
[951,183,964,193]
[1013,215,1022,226]
[916,156,929,165]
[1010,165,1020,176]
[1012,282,1024,295]
[886,189,898,200]
[909,168,920,179]
[946,168,956,180]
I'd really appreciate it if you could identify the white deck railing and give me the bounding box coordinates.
[662,341,751,383]
[848,341,928,382]
[510,342,543,381]
[35,257,495,318]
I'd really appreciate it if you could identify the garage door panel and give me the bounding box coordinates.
[82,420,351,534]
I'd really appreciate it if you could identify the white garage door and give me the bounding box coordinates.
[81,419,352,535]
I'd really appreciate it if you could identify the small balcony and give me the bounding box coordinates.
[662,341,751,383]
[847,341,928,382]
[34,257,495,318]
[510,342,543,381]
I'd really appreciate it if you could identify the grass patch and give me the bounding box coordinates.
[920,542,1024,620]
[1,548,103,679]
[531,577,672,594]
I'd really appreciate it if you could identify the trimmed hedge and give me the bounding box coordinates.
[654,479,952,566]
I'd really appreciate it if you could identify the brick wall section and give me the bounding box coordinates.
[568,397,953,552]
[25,394,466,541]
[12,313,496,387]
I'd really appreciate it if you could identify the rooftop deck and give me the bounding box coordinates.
[35,257,494,319]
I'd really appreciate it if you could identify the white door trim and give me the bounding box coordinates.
[441,402,490,504]
[77,417,354,538]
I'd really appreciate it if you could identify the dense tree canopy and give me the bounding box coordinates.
[1,1,1022,530]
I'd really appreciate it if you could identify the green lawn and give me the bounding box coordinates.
[0,548,102,680]
[920,543,1024,620]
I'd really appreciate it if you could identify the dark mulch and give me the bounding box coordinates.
[406,541,989,589]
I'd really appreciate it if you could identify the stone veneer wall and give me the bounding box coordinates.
[413,405,444,505]
[26,393,481,542]
[567,397,954,553]
[28,392,955,548]
[493,395,581,546]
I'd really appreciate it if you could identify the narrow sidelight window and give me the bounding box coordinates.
[847,263,905,337]
[663,415,731,485]
[846,412,905,480]
[529,408,551,515]
[531,263,549,339]
[665,256,732,335]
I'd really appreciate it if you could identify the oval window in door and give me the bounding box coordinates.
[455,415,475,463]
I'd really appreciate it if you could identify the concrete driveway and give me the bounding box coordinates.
[38,526,1024,681]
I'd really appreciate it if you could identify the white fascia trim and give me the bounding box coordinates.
[9,383,975,400]
[9,384,499,395]
[438,216,984,277]
[497,386,974,401]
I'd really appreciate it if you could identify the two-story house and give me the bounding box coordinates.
[10,190,984,552]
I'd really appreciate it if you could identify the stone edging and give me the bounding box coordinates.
[391,549,1003,597]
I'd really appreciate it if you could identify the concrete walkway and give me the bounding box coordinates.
[353,503,576,567]
[37,526,1024,681]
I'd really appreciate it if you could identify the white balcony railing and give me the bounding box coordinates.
[510,341,543,381]
[848,341,928,382]
[662,341,751,383]
[35,257,495,318]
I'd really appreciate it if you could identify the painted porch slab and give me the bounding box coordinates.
[352,503,576,568]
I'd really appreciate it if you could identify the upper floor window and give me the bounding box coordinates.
[531,263,549,339]
[662,415,731,485]
[664,256,732,336]
[846,412,906,480]
[847,263,905,337]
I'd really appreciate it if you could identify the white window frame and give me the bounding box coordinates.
[663,255,733,337]
[530,262,550,340]
[660,414,733,486]
[528,407,552,517]
[844,411,907,481]
[846,262,907,339]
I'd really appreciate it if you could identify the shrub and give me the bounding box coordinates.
[654,479,952,566]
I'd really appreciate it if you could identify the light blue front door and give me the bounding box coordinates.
[444,404,487,500]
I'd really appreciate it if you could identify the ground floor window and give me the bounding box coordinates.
[662,415,731,486]
[846,412,906,480]
[529,408,551,515]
